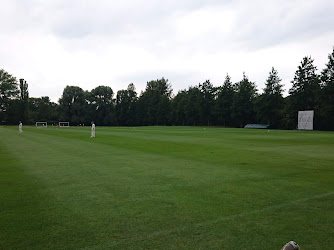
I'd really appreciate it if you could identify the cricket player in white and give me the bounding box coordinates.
[91,121,95,138]
[19,121,23,133]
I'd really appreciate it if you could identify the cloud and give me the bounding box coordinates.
[231,0,334,49]
[0,0,333,101]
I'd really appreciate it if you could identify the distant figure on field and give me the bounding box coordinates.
[19,121,23,133]
[281,241,300,250]
[91,121,95,138]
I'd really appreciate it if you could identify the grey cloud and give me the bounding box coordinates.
[115,68,202,93]
[5,0,333,48]
[2,0,333,102]
[231,0,334,50]
[11,0,231,39]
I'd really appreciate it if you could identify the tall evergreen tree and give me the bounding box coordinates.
[19,79,29,122]
[215,74,234,126]
[137,78,172,125]
[185,86,202,126]
[289,56,320,128]
[157,95,171,125]
[145,77,172,98]
[199,80,215,126]
[233,73,257,127]
[171,90,188,125]
[126,83,138,126]
[257,67,284,126]
[289,56,320,110]
[320,47,334,130]
[116,83,137,126]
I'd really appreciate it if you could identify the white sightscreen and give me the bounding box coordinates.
[298,110,314,130]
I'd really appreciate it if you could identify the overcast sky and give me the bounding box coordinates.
[1,0,334,102]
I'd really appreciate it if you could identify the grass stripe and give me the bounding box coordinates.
[87,191,334,249]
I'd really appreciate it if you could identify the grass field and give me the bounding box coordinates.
[0,126,333,249]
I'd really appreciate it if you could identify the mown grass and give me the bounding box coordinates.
[0,126,333,249]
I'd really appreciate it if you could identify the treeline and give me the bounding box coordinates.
[1,47,333,130]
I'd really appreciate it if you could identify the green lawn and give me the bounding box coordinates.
[0,126,333,249]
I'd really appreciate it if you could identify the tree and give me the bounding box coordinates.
[145,77,172,98]
[280,96,294,129]
[126,83,138,126]
[257,67,284,127]
[137,78,172,125]
[233,73,257,127]
[171,90,188,125]
[28,96,59,124]
[199,80,215,126]
[0,69,19,123]
[87,86,114,125]
[19,79,29,122]
[289,56,320,110]
[19,79,29,100]
[320,47,334,130]
[289,56,320,128]
[58,86,86,125]
[185,86,202,126]
[116,83,137,126]
[215,74,234,126]
[157,95,171,125]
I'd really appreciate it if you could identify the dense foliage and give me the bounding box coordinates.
[1,48,334,130]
